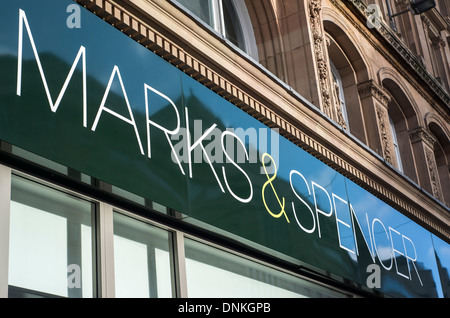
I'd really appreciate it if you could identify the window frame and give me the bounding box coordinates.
[389,114,404,172]
[330,59,350,130]
[171,0,259,60]
[112,209,177,298]
[7,172,98,298]
[0,161,357,298]
[183,235,351,298]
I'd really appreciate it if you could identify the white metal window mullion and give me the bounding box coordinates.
[389,115,404,172]
[0,164,11,298]
[98,202,116,298]
[213,0,225,37]
[173,230,188,298]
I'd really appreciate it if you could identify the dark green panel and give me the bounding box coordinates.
[0,1,188,212]
[181,74,360,282]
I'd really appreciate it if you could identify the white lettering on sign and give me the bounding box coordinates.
[145,83,182,172]
[288,170,423,286]
[17,9,87,127]
[290,170,316,234]
[91,65,145,155]
[221,130,253,203]
[13,8,425,288]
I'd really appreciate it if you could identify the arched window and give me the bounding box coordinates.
[382,77,419,182]
[174,0,258,59]
[323,28,368,144]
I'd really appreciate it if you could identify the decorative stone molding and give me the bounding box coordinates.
[73,0,450,240]
[376,106,393,165]
[309,0,347,129]
[422,15,441,40]
[358,80,391,107]
[309,0,333,119]
[409,127,437,148]
[421,15,432,29]
[436,38,446,49]
[425,149,443,201]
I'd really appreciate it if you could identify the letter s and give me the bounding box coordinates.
[221,131,253,203]
[290,170,316,234]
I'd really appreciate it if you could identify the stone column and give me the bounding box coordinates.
[309,0,333,119]
[357,80,395,165]
[277,0,323,107]
[409,127,443,200]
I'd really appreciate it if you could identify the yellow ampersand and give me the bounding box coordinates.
[261,153,290,223]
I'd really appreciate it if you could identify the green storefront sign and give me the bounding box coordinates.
[0,0,449,297]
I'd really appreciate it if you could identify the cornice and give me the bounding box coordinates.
[73,0,450,241]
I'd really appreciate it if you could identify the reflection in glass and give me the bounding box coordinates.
[433,235,450,298]
[176,0,214,28]
[222,0,245,50]
[176,0,248,53]
[330,60,349,129]
[8,175,95,298]
[113,212,173,298]
[185,238,347,298]
[389,115,403,172]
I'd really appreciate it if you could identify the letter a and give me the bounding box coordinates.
[66,4,81,29]
[91,65,145,155]
[366,264,381,289]
[67,264,81,289]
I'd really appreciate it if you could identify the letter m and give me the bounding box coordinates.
[16,9,87,126]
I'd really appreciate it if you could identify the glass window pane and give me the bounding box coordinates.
[330,60,349,129]
[222,0,246,51]
[113,212,174,298]
[185,238,347,298]
[8,175,95,298]
[176,0,215,29]
[389,115,404,172]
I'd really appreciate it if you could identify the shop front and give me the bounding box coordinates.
[0,0,449,298]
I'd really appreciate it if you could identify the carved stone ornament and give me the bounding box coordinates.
[425,149,442,201]
[357,80,391,106]
[309,0,333,118]
[376,106,393,164]
[409,128,437,148]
